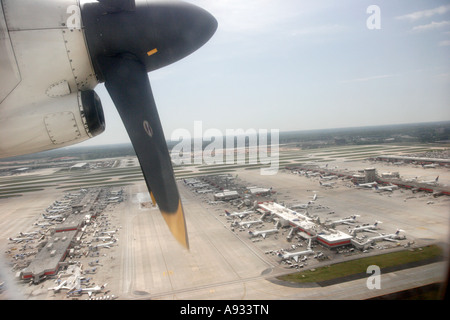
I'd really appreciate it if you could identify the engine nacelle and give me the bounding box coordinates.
[0,0,102,158]
[0,90,105,158]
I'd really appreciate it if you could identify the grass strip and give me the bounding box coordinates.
[277,245,443,284]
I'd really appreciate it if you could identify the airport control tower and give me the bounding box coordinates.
[364,168,377,183]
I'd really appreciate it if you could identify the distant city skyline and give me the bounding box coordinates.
[79,0,450,146]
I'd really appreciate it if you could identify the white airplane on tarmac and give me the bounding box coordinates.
[278,239,314,262]
[19,231,39,237]
[49,266,83,293]
[248,228,279,239]
[225,210,254,219]
[366,229,405,244]
[290,201,313,210]
[91,240,116,250]
[355,181,378,188]
[326,215,360,227]
[68,283,108,297]
[350,221,382,235]
[419,176,439,185]
[8,236,35,243]
[48,279,70,292]
[34,222,54,227]
[374,184,398,192]
[319,181,335,187]
[239,220,263,228]
[306,171,320,177]
[320,175,338,180]
[42,213,64,221]
[95,229,118,235]
[47,205,69,211]
[93,236,114,242]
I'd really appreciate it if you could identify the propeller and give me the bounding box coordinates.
[80,0,218,249]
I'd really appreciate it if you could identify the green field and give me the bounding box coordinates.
[277,245,443,284]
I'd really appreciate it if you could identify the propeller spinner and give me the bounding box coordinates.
[80,0,218,249]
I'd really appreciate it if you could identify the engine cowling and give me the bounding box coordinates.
[0,0,102,158]
[0,90,105,158]
[79,90,106,139]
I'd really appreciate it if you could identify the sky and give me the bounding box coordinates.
[81,0,450,146]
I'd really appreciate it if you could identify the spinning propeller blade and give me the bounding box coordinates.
[80,0,217,248]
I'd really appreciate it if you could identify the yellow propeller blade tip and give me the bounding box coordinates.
[150,191,156,207]
[161,200,189,250]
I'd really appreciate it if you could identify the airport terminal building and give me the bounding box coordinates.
[258,202,353,249]
[19,188,118,283]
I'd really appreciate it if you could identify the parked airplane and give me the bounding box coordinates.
[319,181,336,187]
[374,184,398,192]
[47,205,70,211]
[42,214,64,221]
[290,201,313,210]
[8,236,35,243]
[48,266,83,292]
[95,230,118,235]
[93,236,114,242]
[306,172,320,177]
[248,228,279,239]
[366,229,405,244]
[19,231,38,237]
[91,241,116,250]
[419,176,439,185]
[350,221,382,235]
[197,189,213,194]
[320,175,338,180]
[34,222,54,227]
[326,215,360,227]
[45,208,64,213]
[48,279,69,293]
[68,283,108,297]
[238,220,263,228]
[54,200,71,205]
[278,239,314,262]
[355,182,377,188]
[225,210,254,219]
[0,0,217,249]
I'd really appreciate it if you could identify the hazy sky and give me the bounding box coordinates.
[82,0,450,146]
